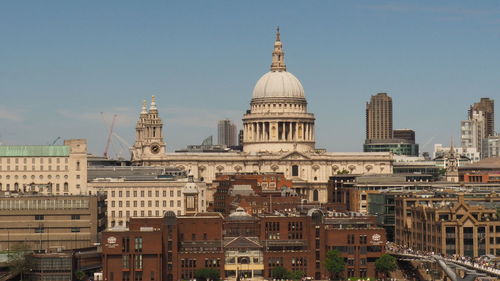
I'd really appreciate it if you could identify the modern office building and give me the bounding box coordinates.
[364,139,419,156]
[393,129,416,143]
[469,98,495,137]
[0,193,106,252]
[102,208,386,281]
[481,135,500,159]
[218,119,237,147]
[0,139,88,195]
[366,93,393,140]
[364,95,419,156]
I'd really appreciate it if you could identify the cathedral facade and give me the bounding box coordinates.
[132,29,393,203]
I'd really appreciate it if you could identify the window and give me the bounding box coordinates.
[135,237,143,251]
[155,191,159,197]
[135,254,143,269]
[134,201,137,207]
[35,227,44,233]
[71,227,80,232]
[170,190,174,197]
[35,215,44,220]
[163,191,167,197]
[71,214,80,220]
[123,255,130,269]
[170,200,174,207]
[292,165,299,177]
[177,190,181,197]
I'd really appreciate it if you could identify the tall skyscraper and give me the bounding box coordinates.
[364,93,419,156]
[218,119,237,146]
[366,93,393,140]
[469,98,495,137]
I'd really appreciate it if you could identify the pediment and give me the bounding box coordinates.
[459,214,478,226]
[224,236,262,249]
[279,151,311,160]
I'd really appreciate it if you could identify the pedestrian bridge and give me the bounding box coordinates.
[389,251,500,281]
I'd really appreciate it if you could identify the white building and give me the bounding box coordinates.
[461,110,486,154]
[433,144,478,164]
[482,135,500,159]
[131,29,393,203]
[0,139,88,195]
[88,174,206,228]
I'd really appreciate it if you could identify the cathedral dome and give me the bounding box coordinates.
[252,71,305,99]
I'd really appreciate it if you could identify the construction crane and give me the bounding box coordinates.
[49,137,61,145]
[103,114,117,158]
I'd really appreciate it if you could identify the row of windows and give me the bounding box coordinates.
[34,214,80,220]
[347,234,368,244]
[35,227,81,233]
[0,165,70,172]
[110,189,189,198]
[0,174,73,180]
[111,200,182,208]
[111,209,183,219]
[0,157,69,164]
[0,182,79,193]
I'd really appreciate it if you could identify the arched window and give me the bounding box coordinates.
[64,182,69,192]
[14,182,19,191]
[76,161,80,171]
[313,189,319,202]
[292,165,299,177]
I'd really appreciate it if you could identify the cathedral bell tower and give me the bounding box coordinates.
[132,96,166,161]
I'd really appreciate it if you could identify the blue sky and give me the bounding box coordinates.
[0,1,499,157]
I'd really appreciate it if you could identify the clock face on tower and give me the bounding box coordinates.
[150,144,161,154]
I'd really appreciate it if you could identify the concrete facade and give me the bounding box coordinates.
[0,139,88,195]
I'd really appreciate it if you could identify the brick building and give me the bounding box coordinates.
[211,173,304,216]
[102,208,386,281]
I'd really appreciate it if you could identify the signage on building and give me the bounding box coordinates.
[370,233,382,245]
[106,236,118,248]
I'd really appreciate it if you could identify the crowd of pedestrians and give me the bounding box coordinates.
[386,242,500,276]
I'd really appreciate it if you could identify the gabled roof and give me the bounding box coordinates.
[224,236,262,249]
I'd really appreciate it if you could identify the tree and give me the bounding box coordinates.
[195,268,220,281]
[271,266,289,279]
[324,249,345,280]
[288,270,306,281]
[375,254,397,280]
[75,270,88,281]
[8,242,32,280]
